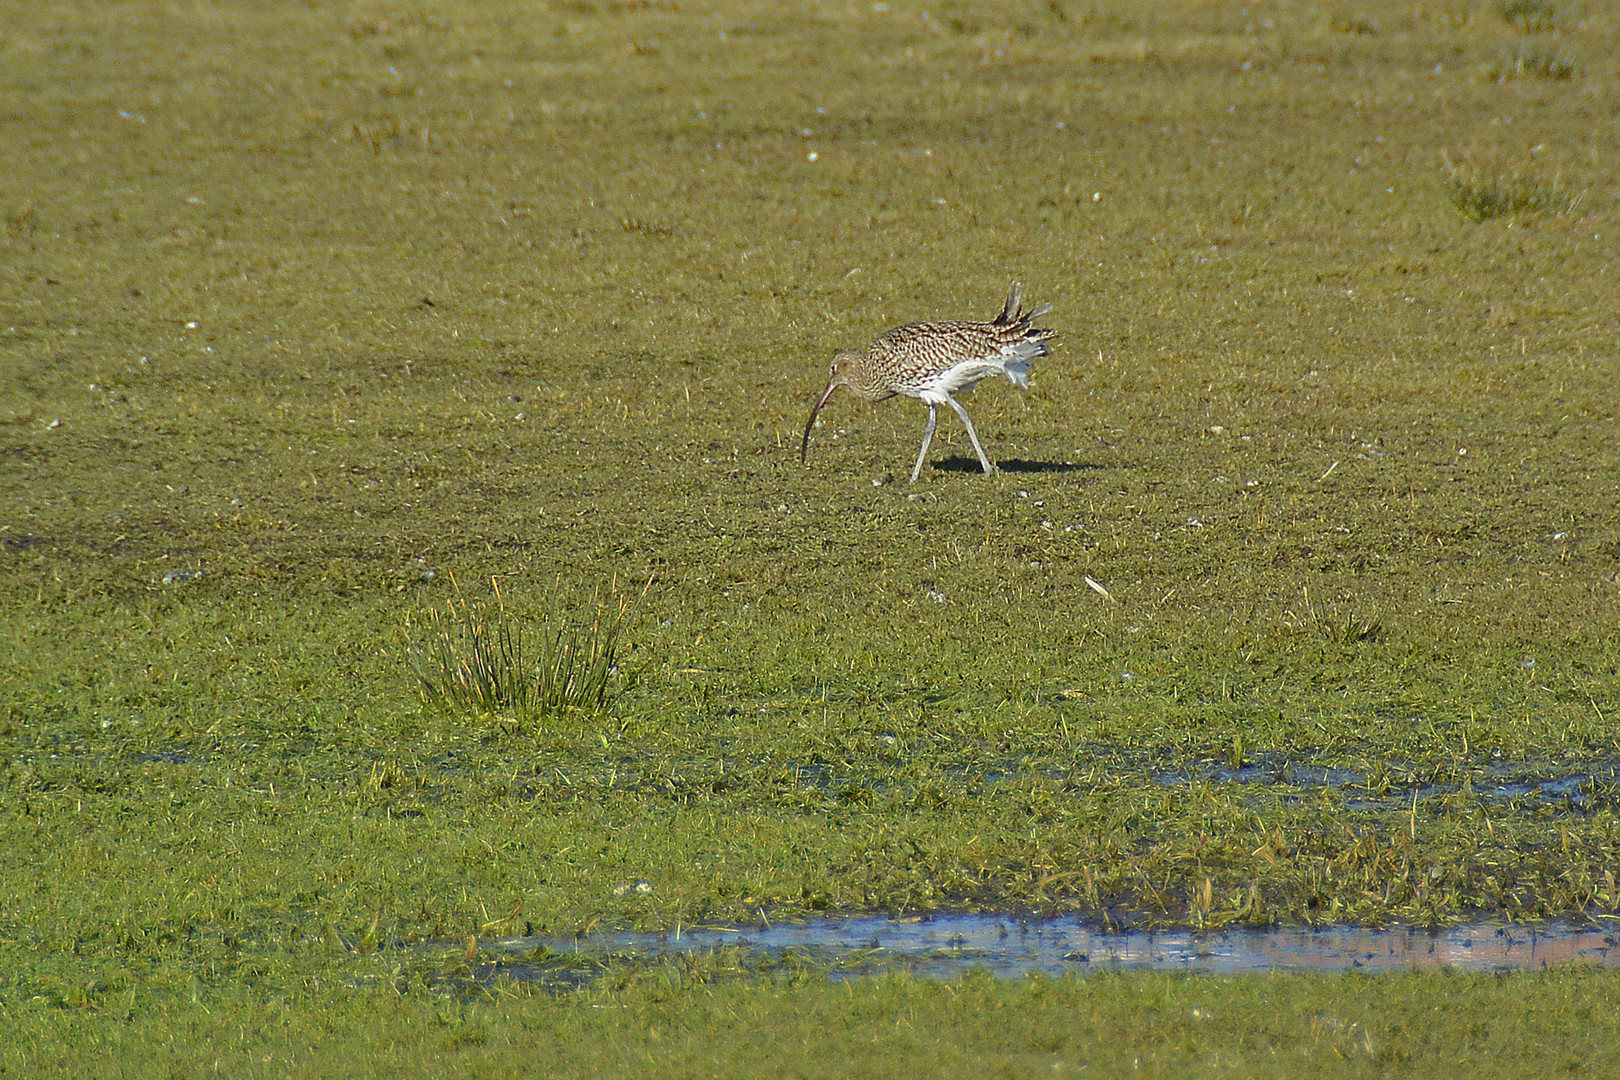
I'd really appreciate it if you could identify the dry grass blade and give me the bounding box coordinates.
[1084,576,1116,603]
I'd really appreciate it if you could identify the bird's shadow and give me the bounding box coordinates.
[933,455,1100,475]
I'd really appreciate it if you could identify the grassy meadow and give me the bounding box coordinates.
[3,0,1619,1073]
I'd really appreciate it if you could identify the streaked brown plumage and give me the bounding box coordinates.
[800,283,1056,483]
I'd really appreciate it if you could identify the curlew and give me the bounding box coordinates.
[800,283,1057,483]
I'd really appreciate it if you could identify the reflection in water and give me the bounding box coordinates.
[478,915,1620,983]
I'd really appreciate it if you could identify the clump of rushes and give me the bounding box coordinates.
[1484,45,1575,81]
[1441,152,1581,222]
[410,573,640,723]
[1499,0,1557,32]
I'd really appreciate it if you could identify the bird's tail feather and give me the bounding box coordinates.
[995,283,1023,325]
[994,282,1053,327]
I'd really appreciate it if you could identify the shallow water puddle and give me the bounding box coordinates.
[476,915,1620,983]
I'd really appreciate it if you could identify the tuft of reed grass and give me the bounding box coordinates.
[1441,153,1581,222]
[409,573,638,724]
[1483,45,1575,81]
[1280,588,1384,645]
[1499,0,1557,32]
[1329,14,1378,36]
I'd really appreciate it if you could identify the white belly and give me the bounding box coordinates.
[913,354,1025,403]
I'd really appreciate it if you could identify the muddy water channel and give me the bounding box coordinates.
[472,916,1620,986]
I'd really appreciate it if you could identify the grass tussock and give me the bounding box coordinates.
[1499,0,1557,32]
[1484,45,1576,81]
[1441,152,1581,221]
[1281,588,1384,645]
[1329,14,1379,36]
[409,574,635,724]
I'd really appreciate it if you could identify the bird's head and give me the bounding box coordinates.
[826,348,865,383]
[800,349,866,465]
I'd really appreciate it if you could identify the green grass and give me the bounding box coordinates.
[2,0,1619,1070]
[9,967,1620,1078]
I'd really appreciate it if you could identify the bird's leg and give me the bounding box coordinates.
[909,403,938,484]
[945,395,995,475]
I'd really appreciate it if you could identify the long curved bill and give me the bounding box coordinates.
[800,379,839,464]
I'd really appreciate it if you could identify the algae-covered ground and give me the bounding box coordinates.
[3,0,1619,1073]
